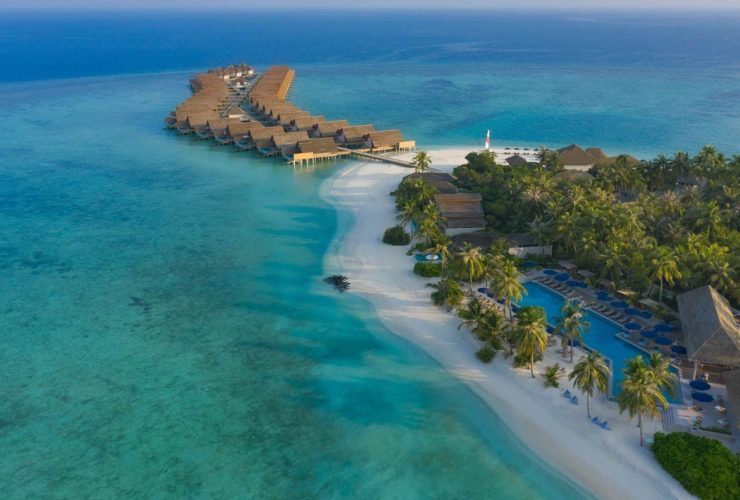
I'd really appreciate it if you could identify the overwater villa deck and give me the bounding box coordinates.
[166,64,415,165]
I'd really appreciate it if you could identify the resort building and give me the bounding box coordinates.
[450,231,552,257]
[311,120,350,138]
[504,154,529,166]
[403,172,459,194]
[336,125,375,148]
[556,144,603,171]
[289,138,352,165]
[167,64,414,166]
[433,193,487,236]
[677,286,740,379]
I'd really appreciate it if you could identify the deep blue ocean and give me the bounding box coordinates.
[0,10,738,498]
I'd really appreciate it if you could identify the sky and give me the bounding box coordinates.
[1,0,739,9]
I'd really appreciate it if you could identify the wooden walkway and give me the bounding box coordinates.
[337,147,415,168]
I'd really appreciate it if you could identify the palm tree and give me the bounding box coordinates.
[650,247,681,302]
[569,352,609,418]
[414,218,442,246]
[458,298,487,334]
[413,151,432,174]
[426,237,452,270]
[556,299,590,362]
[647,352,676,399]
[618,356,669,446]
[396,201,418,228]
[514,306,549,378]
[528,216,551,254]
[694,201,724,241]
[458,243,485,293]
[492,260,525,320]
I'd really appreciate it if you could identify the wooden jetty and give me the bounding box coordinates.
[166,64,416,167]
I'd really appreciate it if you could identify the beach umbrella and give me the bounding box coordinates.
[692,392,714,403]
[655,323,675,332]
[690,379,711,391]
[671,345,687,355]
[625,322,642,330]
[626,307,641,315]
[543,269,558,275]
[655,336,672,345]
[610,301,628,309]
[641,330,657,339]
[555,273,569,281]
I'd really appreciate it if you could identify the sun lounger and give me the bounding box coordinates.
[571,395,578,405]
[563,389,572,398]
[600,421,610,430]
[591,417,601,425]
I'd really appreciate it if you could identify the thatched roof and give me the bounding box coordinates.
[314,120,350,137]
[297,138,338,155]
[365,130,403,148]
[292,116,325,129]
[505,154,528,166]
[403,173,458,194]
[271,131,309,149]
[247,126,284,141]
[338,125,375,143]
[677,286,740,366]
[434,193,486,229]
[585,147,608,160]
[557,144,598,165]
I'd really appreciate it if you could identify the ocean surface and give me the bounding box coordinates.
[0,10,738,498]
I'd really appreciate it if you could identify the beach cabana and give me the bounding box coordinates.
[677,286,740,379]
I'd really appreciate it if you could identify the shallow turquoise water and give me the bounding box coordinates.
[0,74,590,498]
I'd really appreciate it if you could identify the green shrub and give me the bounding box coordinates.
[476,346,496,363]
[382,225,410,246]
[652,432,740,500]
[414,261,442,277]
[430,278,464,307]
[542,364,561,388]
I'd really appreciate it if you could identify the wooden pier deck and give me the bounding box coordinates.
[337,147,416,168]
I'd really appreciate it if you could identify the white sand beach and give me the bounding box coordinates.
[321,148,691,500]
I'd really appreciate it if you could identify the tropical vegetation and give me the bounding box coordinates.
[452,146,740,305]
[556,299,590,362]
[382,224,411,245]
[652,432,740,500]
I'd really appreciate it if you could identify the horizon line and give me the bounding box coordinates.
[2,7,740,12]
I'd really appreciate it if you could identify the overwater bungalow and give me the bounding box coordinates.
[336,125,375,148]
[289,138,352,165]
[311,120,350,138]
[240,126,286,150]
[275,111,310,126]
[363,130,404,153]
[289,116,325,132]
[259,131,310,157]
[214,121,263,145]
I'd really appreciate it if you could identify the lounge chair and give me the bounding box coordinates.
[571,395,579,405]
[563,389,572,398]
[591,417,601,425]
[601,421,610,430]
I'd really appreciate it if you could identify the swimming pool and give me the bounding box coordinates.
[519,282,680,402]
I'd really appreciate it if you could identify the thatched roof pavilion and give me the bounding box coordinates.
[505,154,528,166]
[677,286,740,371]
[290,116,325,131]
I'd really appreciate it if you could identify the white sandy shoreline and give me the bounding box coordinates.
[320,148,691,500]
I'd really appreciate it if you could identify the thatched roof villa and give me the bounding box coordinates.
[311,120,350,138]
[434,193,486,236]
[336,125,375,147]
[363,130,403,153]
[289,116,325,132]
[259,131,310,157]
[402,172,459,194]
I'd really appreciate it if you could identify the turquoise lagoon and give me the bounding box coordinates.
[0,74,589,498]
[1,10,738,498]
